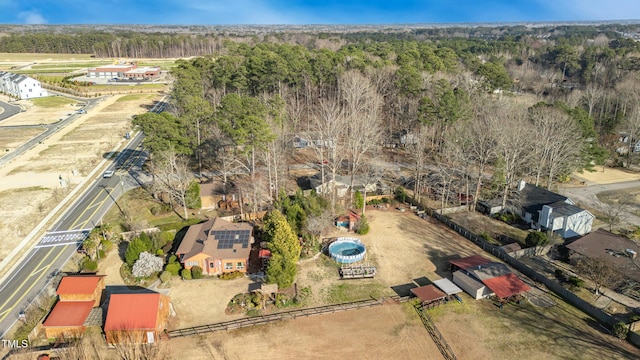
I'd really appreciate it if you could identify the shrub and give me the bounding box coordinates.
[354,190,364,209]
[630,315,640,322]
[100,239,113,252]
[356,215,370,235]
[191,266,203,279]
[181,268,192,280]
[165,262,182,276]
[97,250,106,259]
[613,322,629,339]
[394,187,406,203]
[219,271,245,280]
[568,276,584,288]
[82,257,98,272]
[479,232,495,243]
[525,231,549,248]
[156,249,164,256]
[168,254,178,264]
[132,252,164,278]
[159,271,171,283]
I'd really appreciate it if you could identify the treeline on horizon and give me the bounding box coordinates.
[0,24,640,59]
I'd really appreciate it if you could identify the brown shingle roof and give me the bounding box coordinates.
[176,218,253,261]
[566,228,640,282]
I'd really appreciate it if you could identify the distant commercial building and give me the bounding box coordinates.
[0,71,48,99]
[87,62,161,79]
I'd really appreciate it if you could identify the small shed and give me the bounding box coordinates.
[453,270,493,300]
[499,243,522,254]
[410,285,447,308]
[42,301,94,339]
[433,278,463,299]
[57,275,105,307]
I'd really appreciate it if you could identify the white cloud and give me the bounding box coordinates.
[17,10,47,24]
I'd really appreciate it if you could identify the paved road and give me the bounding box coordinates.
[0,95,99,168]
[561,180,640,229]
[0,101,21,122]
[0,98,166,338]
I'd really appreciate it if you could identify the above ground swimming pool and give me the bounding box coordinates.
[328,237,366,264]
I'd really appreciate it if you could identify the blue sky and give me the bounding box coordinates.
[0,0,638,25]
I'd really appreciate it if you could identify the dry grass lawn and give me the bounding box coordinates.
[165,209,639,359]
[0,127,45,150]
[574,167,640,185]
[0,93,162,276]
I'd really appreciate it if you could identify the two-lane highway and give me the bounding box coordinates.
[0,97,165,339]
[0,133,148,337]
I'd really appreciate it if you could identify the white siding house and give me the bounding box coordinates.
[0,71,48,99]
[515,180,593,239]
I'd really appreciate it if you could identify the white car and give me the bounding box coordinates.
[103,170,115,178]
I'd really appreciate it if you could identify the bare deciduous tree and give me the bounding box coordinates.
[494,102,534,210]
[576,256,623,298]
[528,104,582,189]
[339,70,383,204]
[312,97,346,214]
[150,149,194,220]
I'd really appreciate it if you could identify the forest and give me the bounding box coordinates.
[6,24,639,216]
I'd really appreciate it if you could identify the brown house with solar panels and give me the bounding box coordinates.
[176,218,254,276]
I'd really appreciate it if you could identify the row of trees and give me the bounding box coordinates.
[128,30,640,219]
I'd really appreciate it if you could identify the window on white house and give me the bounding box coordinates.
[225,262,233,270]
[236,262,245,270]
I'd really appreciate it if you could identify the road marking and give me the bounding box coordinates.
[0,250,37,295]
[0,309,9,318]
[71,195,110,230]
[0,247,54,314]
[28,266,47,278]
[0,247,67,324]
[66,187,108,230]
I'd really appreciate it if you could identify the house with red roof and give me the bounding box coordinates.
[57,275,105,306]
[104,293,170,344]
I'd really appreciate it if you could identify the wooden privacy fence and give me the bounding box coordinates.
[167,298,383,338]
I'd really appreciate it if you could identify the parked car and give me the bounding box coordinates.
[76,109,86,114]
[103,170,115,178]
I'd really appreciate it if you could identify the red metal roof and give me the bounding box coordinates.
[410,284,447,303]
[42,301,94,327]
[57,275,103,295]
[258,249,271,258]
[449,255,493,270]
[482,273,531,299]
[104,293,160,331]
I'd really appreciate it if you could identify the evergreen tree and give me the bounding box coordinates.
[264,210,301,289]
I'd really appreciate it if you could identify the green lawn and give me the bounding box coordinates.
[30,96,77,108]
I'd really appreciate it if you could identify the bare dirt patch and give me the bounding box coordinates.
[0,93,162,275]
[574,167,640,185]
[170,303,441,360]
[0,98,79,126]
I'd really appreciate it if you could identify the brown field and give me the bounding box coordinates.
[0,93,162,273]
[0,128,45,150]
[158,209,640,359]
[0,97,79,126]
